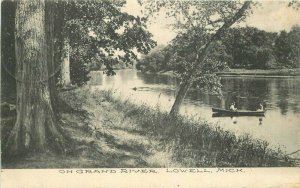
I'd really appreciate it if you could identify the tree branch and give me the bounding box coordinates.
[192,1,252,72]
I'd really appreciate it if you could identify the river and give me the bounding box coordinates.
[89,69,300,155]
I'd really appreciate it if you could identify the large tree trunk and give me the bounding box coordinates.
[61,37,71,87]
[1,1,17,104]
[6,0,65,155]
[169,79,192,116]
[45,1,59,113]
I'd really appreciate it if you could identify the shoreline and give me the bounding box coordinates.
[2,88,296,168]
[215,68,300,77]
[136,68,300,77]
[216,70,300,77]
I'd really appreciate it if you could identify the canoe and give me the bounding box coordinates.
[212,108,265,117]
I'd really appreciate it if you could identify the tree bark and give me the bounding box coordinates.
[45,1,59,113]
[6,0,65,155]
[169,79,192,116]
[61,37,71,87]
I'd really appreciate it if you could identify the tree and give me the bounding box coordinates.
[3,0,156,156]
[1,0,16,103]
[136,45,167,72]
[275,25,300,68]
[6,0,65,155]
[61,37,71,87]
[140,0,253,115]
[222,27,277,69]
[289,1,300,10]
[59,0,156,86]
[288,25,300,68]
[275,30,293,67]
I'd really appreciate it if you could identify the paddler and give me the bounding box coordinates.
[257,103,264,111]
[229,102,237,111]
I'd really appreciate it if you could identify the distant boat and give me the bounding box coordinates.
[212,108,265,117]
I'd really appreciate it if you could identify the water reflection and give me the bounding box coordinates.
[134,72,300,115]
[220,78,270,111]
[259,117,263,126]
[88,70,300,154]
[220,77,300,115]
[276,79,289,115]
[136,72,179,86]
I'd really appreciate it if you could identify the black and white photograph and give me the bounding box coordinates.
[1,0,300,186]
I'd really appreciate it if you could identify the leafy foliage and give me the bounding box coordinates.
[136,45,170,72]
[138,1,253,105]
[289,0,300,10]
[140,0,253,32]
[274,26,300,68]
[58,0,156,85]
[137,25,300,74]
[222,27,278,69]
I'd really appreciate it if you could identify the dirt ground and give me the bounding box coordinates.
[1,88,180,168]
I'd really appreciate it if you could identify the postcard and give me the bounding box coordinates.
[1,0,300,187]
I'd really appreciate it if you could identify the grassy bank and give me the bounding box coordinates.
[1,88,296,168]
[95,90,295,167]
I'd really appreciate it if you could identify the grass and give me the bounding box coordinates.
[1,87,296,168]
[99,89,295,167]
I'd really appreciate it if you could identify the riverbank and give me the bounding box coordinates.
[217,68,300,77]
[2,87,296,168]
[141,68,300,77]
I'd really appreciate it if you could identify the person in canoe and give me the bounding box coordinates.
[257,103,264,111]
[229,102,237,111]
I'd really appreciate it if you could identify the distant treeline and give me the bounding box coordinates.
[137,26,300,72]
[88,57,136,71]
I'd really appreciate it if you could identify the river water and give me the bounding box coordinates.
[89,69,300,155]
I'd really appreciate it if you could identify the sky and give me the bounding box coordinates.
[122,0,300,45]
